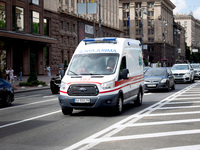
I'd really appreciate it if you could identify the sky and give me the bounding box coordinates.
[171,0,200,20]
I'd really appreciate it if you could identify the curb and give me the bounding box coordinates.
[15,86,50,93]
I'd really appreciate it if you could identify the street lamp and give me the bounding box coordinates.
[162,20,168,67]
[136,7,147,51]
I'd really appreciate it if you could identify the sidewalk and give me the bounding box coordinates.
[10,75,54,93]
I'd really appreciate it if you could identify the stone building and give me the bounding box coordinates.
[0,0,57,76]
[44,0,121,74]
[175,14,200,52]
[119,0,176,66]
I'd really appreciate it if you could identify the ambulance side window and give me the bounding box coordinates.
[118,56,126,80]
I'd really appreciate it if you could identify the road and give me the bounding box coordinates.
[0,81,200,150]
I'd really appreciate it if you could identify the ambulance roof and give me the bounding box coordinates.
[74,37,141,55]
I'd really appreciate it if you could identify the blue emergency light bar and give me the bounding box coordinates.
[83,38,116,42]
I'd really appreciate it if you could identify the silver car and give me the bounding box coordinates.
[171,64,194,83]
[191,63,200,79]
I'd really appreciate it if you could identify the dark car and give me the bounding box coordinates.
[144,68,175,91]
[0,78,14,106]
[50,68,66,94]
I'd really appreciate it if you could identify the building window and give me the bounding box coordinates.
[30,11,40,34]
[148,46,154,52]
[61,21,63,30]
[44,19,49,36]
[123,11,129,18]
[148,2,154,8]
[124,20,129,27]
[135,3,141,8]
[136,29,142,35]
[0,2,6,29]
[148,28,154,35]
[30,0,39,5]
[123,3,129,10]
[67,37,70,44]
[148,38,154,42]
[73,38,75,45]
[13,7,24,31]
[148,11,154,17]
[72,24,75,32]
[67,22,69,31]
[124,29,129,36]
[61,36,64,44]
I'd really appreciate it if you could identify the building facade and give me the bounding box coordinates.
[44,0,121,74]
[0,0,57,76]
[119,0,176,66]
[175,14,200,52]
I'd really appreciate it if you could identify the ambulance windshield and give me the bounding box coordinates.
[67,53,119,75]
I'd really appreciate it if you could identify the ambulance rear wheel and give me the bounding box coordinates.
[113,96,123,115]
[62,107,73,115]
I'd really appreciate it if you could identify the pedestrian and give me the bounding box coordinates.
[9,67,14,83]
[17,67,22,81]
[5,68,10,81]
[47,65,51,76]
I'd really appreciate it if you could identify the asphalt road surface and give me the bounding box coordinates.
[1,81,200,150]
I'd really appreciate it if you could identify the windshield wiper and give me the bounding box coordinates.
[69,70,78,75]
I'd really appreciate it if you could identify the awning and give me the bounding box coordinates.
[0,30,57,44]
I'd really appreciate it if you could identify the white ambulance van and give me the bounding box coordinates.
[58,38,144,115]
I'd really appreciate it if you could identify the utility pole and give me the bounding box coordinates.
[99,0,101,37]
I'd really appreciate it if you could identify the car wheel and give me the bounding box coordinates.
[165,82,170,92]
[62,107,73,115]
[134,90,143,106]
[4,94,12,106]
[50,83,59,94]
[171,83,175,90]
[113,96,123,115]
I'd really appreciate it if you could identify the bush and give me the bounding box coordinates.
[19,80,46,87]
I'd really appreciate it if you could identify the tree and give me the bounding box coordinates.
[27,53,38,83]
[185,42,190,61]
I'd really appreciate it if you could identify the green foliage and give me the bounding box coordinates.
[27,53,38,83]
[185,42,191,61]
[19,80,46,86]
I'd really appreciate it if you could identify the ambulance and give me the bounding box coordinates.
[58,38,144,115]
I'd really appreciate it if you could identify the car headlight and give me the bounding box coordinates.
[101,80,115,90]
[160,79,167,83]
[60,81,67,91]
[185,73,190,76]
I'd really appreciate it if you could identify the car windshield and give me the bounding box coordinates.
[67,53,119,75]
[145,68,167,76]
[171,65,189,70]
[191,64,200,68]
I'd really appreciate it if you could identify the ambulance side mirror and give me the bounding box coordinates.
[122,69,129,80]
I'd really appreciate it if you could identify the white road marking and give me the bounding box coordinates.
[0,110,61,129]
[144,111,200,117]
[158,105,200,110]
[154,144,200,150]
[168,101,200,104]
[116,118,200,128]
[144,93,152,95]
[63,83,199,150]
[0,98,57,111]
[43,95,58,98]
[15,94,42,100]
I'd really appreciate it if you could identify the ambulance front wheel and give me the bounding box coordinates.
[113,96,123,115]
[62,107,73,115]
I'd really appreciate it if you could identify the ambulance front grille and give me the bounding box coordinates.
[67,84,99,96]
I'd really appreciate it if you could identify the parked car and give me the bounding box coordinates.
[191,63,200,79]
[50,68,66,94]
[144,68,175,91]
[171,64,194,83]
[0,78,14,106]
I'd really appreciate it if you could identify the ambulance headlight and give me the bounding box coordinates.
[101,80,115,90]
[60,81,67,91]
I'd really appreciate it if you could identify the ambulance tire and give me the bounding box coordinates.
[113,95,123,115]
[134,90,143,106]
[62,107,73,115]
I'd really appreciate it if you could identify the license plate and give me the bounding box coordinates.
[74,99,90,103]
[147,84,156,87]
